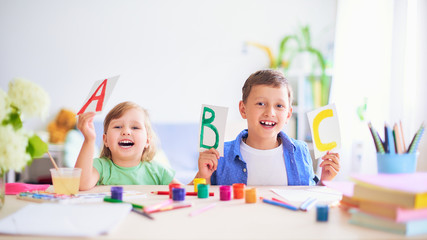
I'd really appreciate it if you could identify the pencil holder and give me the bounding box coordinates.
[376,153,417,174]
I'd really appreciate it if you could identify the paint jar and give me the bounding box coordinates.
[316,205,329,222]
[172,187,186,201]
[377,153,418,174]
[219,185,231,201]
[193,178,206,192]
[232,183,245,199]
[245,188,257,203]
[197,184,209,198]
[111,186,123,201]
[169,183,182,199]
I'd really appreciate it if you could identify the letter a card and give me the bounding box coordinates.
[199,104,228,156]
[77,76,119,115]
[307,103,341,159]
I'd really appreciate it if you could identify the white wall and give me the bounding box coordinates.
[0,0,337,133]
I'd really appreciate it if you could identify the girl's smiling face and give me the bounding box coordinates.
[103,108,149,167]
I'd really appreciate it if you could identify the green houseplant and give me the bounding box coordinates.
[247,25,331,107]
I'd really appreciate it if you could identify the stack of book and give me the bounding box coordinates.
[341,173,427,236]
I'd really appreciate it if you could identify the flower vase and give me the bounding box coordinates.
[0,170,5,210]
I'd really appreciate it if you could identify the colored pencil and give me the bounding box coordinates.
[189,203,217,217]
[104,197,144,209]
[299,197,318,211]
[407,123,425,153]
[151,191,214,196]
[144,199,174,213]
[393,123,404,154]
[261,198,298,211]
[131,208,154,220]
[368,122,385,153]
[400,121,406,151]
[149,203,192,213]
[104,197,154,220]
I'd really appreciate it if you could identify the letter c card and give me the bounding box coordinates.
[307,103,341,159]
[199,104,228,156]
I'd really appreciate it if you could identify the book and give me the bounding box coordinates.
[351,173,427,209]
[349,209,427,236]
[359,200,427,222]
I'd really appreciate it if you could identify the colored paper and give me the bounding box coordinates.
[5,183,49,195]
[322,181,354,197]
[351,172,427,193]
[307,103,341,159]
[77,75,119,115]
[198,104,228,156]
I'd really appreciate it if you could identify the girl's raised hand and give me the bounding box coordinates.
[77,112,96,141]
[319,151,340,182]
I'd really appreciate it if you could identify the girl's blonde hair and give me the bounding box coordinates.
[100,101,157,162]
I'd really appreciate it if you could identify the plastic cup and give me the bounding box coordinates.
[376,153,417,174]
[50,168,82,195]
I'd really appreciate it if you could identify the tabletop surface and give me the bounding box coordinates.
[0,185,426,240]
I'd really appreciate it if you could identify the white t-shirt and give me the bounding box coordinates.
[240,140,288,185]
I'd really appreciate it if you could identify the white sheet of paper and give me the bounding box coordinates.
[198,104,228,156]
[77,75,119,115]
[271,187,342,205]
[0,203,131,237]
[307,103,341,159]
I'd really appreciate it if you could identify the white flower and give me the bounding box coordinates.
[0,125,31,172]
[8,78,50,119]
[0,89,9,121]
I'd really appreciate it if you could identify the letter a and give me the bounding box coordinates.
[200,107,219,149]
[313,109,337,152]
[77,79,108,115]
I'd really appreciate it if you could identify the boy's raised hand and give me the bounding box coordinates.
[196,148,220,183]
[77,112,96,141]
[319,151,340,182]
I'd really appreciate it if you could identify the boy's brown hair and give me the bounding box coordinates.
[100,101,157,162]
[242,69,293,105]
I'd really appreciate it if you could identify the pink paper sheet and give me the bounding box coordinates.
[5,183,50,195]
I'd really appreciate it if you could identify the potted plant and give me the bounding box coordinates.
[247,25,331,107]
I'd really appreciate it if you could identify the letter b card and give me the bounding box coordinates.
[199,104,228,156]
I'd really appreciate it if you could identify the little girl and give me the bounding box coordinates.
[75,101,179,190]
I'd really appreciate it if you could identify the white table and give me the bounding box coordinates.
[0,185,425,239]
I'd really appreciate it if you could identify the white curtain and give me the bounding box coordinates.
[332,0,426,180]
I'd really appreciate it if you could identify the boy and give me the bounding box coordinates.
[194,69,340,185]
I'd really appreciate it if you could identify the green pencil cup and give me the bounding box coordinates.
[376,153,417,174]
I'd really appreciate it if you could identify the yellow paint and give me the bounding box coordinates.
[313,109,337,152]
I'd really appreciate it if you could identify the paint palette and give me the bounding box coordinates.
[17,190,147,204]
[17,191,108,204]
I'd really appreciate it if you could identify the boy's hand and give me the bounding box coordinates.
[197,148,220,180]
[319,151,340,182]
[77,112,96,141]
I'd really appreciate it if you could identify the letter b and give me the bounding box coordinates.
[200,107,219,149]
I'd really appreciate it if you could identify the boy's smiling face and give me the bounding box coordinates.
[239,84,292,149]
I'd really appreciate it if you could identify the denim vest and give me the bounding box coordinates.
[211,130,317,186]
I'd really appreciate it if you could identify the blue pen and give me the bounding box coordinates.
[262,198,298,211]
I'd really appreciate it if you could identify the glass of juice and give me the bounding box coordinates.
[50,168,82,195]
